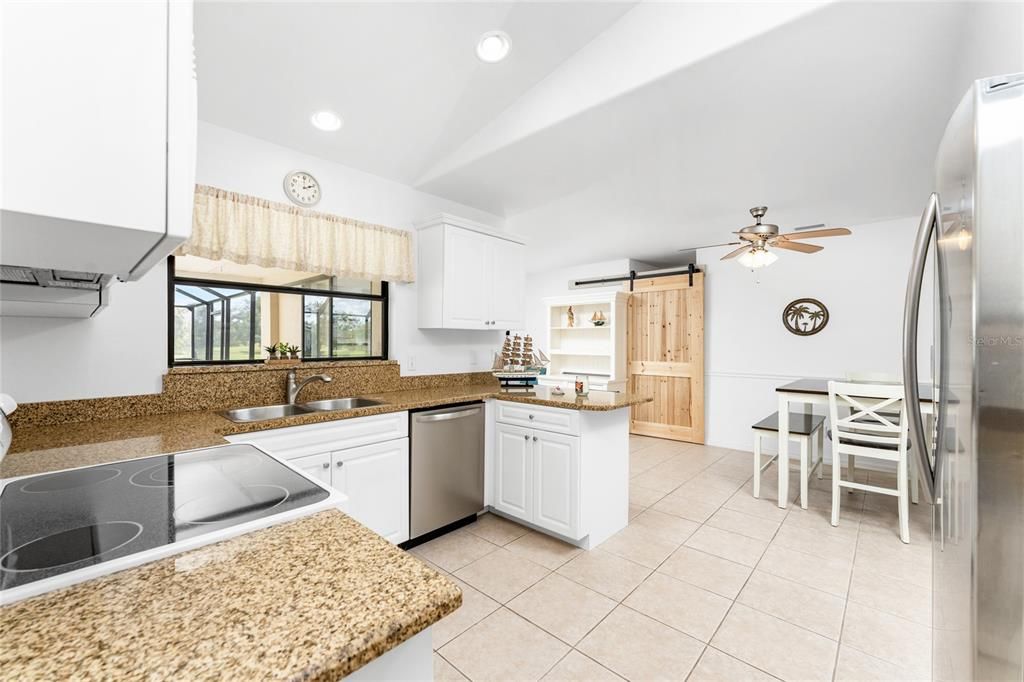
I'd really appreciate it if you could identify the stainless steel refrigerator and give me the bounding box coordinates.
[903,72,1024,681]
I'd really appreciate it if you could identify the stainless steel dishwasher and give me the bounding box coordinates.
[409,402,485,541]
[409,401,485,540]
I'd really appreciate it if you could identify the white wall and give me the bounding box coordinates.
[0,123,507,403]
[700,216,933,452]
[519,221,931,455]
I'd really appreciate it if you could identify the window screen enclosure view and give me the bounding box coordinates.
[170,255,386,364]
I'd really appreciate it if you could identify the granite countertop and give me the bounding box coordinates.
[0,510,461,681]
[0,382,647,679]
[2,384,650,479]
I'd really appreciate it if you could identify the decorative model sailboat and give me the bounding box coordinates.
[591,310,607,326]
[492,330,549,391]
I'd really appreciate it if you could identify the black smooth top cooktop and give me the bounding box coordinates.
[0,444,330,592]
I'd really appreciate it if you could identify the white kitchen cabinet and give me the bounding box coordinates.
[416,214,526,330]
[333,439,410,544]
[533,431,580,539]
[490,236,526,329]
[494,423,533,519]
[493,421,582,540]
[490,400,630,548]
[0,0,196,280]
[494,401,580,435]
[288,452,333,488]
[224,413,410,544]
[441,227,491,329]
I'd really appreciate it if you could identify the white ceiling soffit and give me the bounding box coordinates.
[194,1,637,185]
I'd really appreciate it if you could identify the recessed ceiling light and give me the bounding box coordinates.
[476,30,510,63]
[310,110,343,132]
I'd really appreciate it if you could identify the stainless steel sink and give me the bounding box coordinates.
[221,404,313,423]
[301,397,384,411]
[221,397,384,423]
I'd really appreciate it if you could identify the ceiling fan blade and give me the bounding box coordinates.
[773,240,823,254]
[677,241,741,252]
[778,227,852,240]
[791,223,826,231]
[720,245,751,260]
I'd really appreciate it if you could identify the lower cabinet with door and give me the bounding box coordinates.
[490,400,628,549]
[225,411,410,544]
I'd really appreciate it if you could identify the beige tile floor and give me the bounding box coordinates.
[412,435,933,681]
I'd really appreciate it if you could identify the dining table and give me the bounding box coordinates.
[774,378,936,509]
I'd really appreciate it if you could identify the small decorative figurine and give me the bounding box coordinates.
[591,310,607,327]
[567,306,575,328]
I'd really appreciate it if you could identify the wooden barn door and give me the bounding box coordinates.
[626,273,705,443]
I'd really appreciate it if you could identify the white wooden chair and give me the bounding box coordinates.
[752,411,825,509]
[827,380,912,543]
[842,371,920,504]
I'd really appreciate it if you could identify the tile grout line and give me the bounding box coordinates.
[686,478,792,682]
[830,487,864,682]
[435,441,916,681]
[613,456,792,679]
[550,442,735,679]
[436,649,474,681]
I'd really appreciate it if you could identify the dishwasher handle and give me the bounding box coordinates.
[413,406,482,423]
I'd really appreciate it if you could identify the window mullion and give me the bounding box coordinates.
[328,297,335,359]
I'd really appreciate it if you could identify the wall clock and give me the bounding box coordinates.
[283,170,321,207]
[783,298,829,336]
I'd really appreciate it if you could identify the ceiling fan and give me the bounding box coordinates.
[680,206,852,268]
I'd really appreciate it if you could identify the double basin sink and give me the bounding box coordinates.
[222,397,384,423]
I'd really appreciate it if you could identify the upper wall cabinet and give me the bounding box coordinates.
[0,0,196,281]
[416,214,526,330]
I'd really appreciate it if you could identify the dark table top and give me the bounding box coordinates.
[776,378,935,403]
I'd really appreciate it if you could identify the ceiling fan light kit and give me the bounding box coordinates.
[678,206,852,269]
[737,247,778,269]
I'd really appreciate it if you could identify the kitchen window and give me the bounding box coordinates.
[168,255,387,365]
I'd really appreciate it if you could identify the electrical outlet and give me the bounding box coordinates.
[406,354,416,372]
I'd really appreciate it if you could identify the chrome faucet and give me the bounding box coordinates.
[286,370,332,404]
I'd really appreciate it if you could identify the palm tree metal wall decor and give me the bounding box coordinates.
[783,298,829,336]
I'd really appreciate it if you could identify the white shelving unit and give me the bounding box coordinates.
[541,291,628,392]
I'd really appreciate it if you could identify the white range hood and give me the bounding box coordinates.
[0,268,113,318]
[0,0,196,318]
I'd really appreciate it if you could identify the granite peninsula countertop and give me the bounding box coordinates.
[0,510,461,681]
[0,383,648,679]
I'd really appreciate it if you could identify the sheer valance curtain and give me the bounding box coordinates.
[177,185,415,283]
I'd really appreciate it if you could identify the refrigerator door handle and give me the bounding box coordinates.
[902,192,940,504]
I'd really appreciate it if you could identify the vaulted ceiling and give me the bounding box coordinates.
[195,2,637,184]
[196,1,1023,272]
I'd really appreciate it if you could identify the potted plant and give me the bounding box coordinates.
[285,343,300,360]
[264,344,279,361]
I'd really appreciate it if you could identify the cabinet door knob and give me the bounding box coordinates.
[336,460,344,467]
[524,434,529,441]
[528,414,534,420]
[322,462,330,469]
[533,436,538,442]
